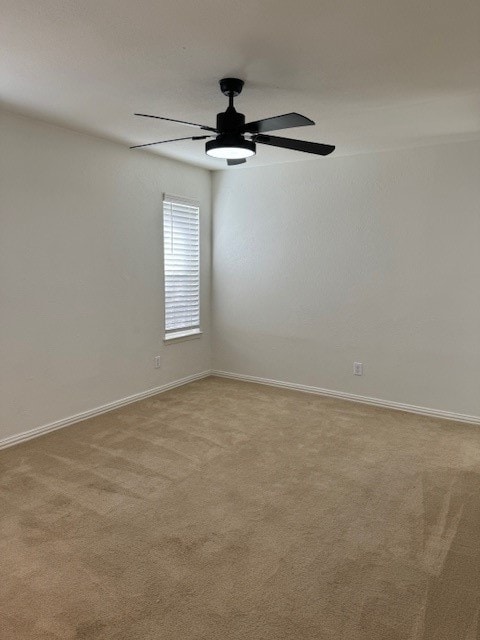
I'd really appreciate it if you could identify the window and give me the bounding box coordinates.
[163,194,201,342]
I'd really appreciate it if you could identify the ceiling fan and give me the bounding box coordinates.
[130,78,335,166]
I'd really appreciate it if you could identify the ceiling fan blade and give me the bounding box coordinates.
[130,135,211,149]
[243,112,314,134]
[227,158,247,166]
[134,113,217,132]
[254,134,335,156]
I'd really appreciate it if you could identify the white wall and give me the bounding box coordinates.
[2,109,479,440]
[212,141,480,417]
[0,109,211,441]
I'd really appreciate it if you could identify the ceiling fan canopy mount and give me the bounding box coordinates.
[131,78,335,165]
[219,77,244,98]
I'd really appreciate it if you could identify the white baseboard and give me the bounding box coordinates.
[0,370,211,451]
[211,370,480,426]
[3,368,478,452]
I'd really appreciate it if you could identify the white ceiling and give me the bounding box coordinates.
[2,0,480,170]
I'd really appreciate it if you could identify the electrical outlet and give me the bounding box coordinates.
[154,356,161,369]
[353,362,363,376]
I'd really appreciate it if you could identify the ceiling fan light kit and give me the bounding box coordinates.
[206,136,256,159]
[131,78,335,165]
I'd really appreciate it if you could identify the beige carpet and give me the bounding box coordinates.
[1,377,480,639]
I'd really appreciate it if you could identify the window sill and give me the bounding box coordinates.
[163,329,203,345]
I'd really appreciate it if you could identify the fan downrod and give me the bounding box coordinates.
[219,78,244,97]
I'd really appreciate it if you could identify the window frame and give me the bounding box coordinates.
[162,193,202,344]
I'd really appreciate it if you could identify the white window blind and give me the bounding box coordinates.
[163,194,200,338]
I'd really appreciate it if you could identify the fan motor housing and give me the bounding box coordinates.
[216,108,245,133]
